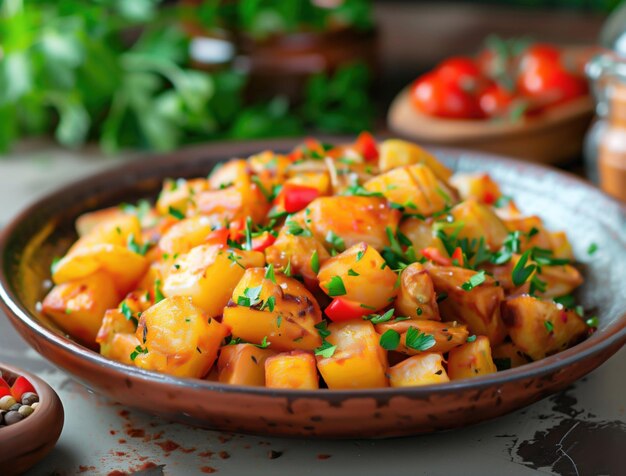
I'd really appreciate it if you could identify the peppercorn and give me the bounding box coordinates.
[0,395,16,411]
[8,403,21,412]
[4,410,23,425]
[21,392,39,406]
[30,401,40,410]
[18,405,34,417]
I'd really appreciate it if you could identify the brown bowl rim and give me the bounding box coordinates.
[0,140,624,401]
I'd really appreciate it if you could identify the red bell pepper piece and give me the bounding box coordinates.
[482,190,497,205]
[325,298,372,322]
[228,218,245,242]
[421,247,452,266]
[451,247,464,266]
[251,231,277,252]
[354,131,379,162]
[11,375,36,400]
[283,183,320,213]
[205,228,230,247]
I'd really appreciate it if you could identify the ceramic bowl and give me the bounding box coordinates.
[387,89,593,165]
[0,363,64,475]
[0,140,624,438]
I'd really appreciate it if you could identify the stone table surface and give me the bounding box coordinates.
[0,145,624,476]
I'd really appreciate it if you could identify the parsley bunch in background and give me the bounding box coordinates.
[0,0,374,154]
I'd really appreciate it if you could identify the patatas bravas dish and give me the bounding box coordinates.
[40,135,595,390]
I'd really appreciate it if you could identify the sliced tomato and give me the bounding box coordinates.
[283,183,320,213]
[354,131,379,162]
[421,247,452,266]
[325,298,371,322]
[11,376,36,400]
[251,231,277,252]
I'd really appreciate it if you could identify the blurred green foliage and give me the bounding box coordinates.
[0,0,374,154]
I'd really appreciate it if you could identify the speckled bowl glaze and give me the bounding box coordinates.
[0,140,624,438]
[0,363,64,475]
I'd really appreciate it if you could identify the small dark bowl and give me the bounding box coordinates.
[0,139,624,438]
[0,363,64,475]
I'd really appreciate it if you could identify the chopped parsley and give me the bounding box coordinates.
[379,329,400,351]
[511,250,536,287]
[544,321,554,333]
[325,276,347,297]
[311,250,320,274]
[168,206,185,220]
[586,316,599,328]
[284,260,292,277]
[260,296,276,312]
[130,345,148,361]
[237,285,263,307]
[325,231,345,253]
[356,249,365,261]
[127,233,150,256]
[587,243,598,255]
[466,335,477,343]
[120,302,138,327]
[364,308,395,324]
[494,195,512,208]
[405,327,436,351]
[265,264,276,283]
[314,341,337,358]
[342,184,384,198]
[347,268,359,276]
[461,270,486,291]
[154,279,165,304]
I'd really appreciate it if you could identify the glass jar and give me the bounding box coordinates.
[584,53,626,202]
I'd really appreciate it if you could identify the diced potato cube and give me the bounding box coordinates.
[265,351,319,389]
[217,343,277,386]
[162,245,264,317]
[491,342,530,369]
[443,199,509,251]
[378,139,452,183]
[75,213,142,248]
[317,242,397,311]
[265,230,330,284]
[317,320,388,389]
[548,231,575,260]
[502,296,587,360]
[364,164,457,216]
[388,353,449,387]
[97,309,140,366]
[447,336,497,380]
[502,215,553,252]
[449,173,502,206]
[222,268,322,351]
[158,216,216,256]
[52,243,149,295]
[394,262,440,320]
[208,159,248,190]
[133,296,229,378]
[399,217,447,257]
[426,264,507,345]
[156,178,208,216]
[42,271,121,345]
[375,320,468,355]
[299,196,401,251]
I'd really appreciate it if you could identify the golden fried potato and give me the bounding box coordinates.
[502,296,587,361]
[96,309,140,365]
[317,242,398,311]
[222,268,322,351]
[491,342,531,369]
[265,230,330,284]
[449,173,502,206]
[317,320,388,389]
[399,217,446,257]
[445,199,509,251]
[388,353,449,387]
[378,139,452,183]
[217,343,277,386]
[447,336,497,380]
[364,164,457,216]
[299,196,401,252]
[158,216,216,256]
[162,245,264,317]
[208,159,248,190]
[156,178,209,216]
[265,351,319,389]
[375,320,468,355]
[133,296,229,378]
[42,271,120,345]
[394,262,440,320]
[426,264,507,345]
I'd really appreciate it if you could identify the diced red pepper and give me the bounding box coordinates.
[421,247,452,266]
[251,231,277,252]
[325,298,372,322]
[451,247,464,266]
[482,190,497,205]
[228,218,245,242]
[205,228,230,247]
[283,183,320,213]
[11,376,36,400]
[355,131,379,162]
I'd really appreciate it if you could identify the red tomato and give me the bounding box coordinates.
[250,231,276,252]
[478,84,516,117]
[437,57,484,90]
[325,298,371,322]
[411,72,484,119]
[420,247,452,266]
[354,131,379,162]
[518,44,561,72]
[11,376,36,400]
[283,183,320,213]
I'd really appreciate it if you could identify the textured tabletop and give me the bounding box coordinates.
[0,146,623,476]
